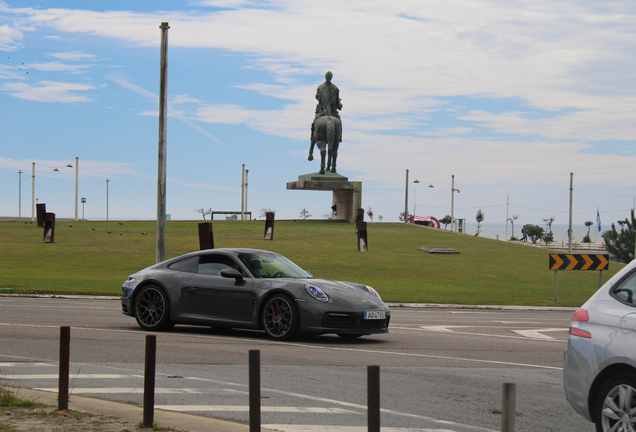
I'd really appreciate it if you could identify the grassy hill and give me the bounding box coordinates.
[0,220,621,306]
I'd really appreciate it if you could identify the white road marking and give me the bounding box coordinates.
[156,405,357,413]
[512,328,567,340]
[34,387,213,394]
[264,426,461,432]
[391,325,567,343]
[4,374,141,379]
[0,362,55,367]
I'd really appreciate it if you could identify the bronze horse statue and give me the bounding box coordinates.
[308,115,341,174]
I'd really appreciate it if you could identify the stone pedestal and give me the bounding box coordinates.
[287,172,362,223]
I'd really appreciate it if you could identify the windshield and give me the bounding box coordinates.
[238,252,313,279]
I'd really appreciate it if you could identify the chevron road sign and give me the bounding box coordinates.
[550,254,609,302]
[549,254,609,271]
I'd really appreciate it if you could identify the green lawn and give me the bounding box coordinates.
[0,220,621,307]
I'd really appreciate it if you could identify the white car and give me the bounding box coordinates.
[564,259,636,431]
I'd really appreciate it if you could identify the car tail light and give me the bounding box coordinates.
[569,308,591,338]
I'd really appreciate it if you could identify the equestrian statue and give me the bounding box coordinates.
[308,71,343,174]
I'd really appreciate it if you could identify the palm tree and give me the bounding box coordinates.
[508,215,519,239]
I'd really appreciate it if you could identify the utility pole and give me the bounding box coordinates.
[568,172,573,253]
[74,157,79,221]
[451,175,460,232]
[156,22,169,263]
[506,194,509,240]
[31,162,35,221]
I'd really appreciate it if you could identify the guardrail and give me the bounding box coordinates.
[56,327,517,431]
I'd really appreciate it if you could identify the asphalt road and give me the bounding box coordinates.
[0,296,593,431]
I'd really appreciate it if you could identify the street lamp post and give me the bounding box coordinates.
[81,197,86,220]
[241,164,245,221]
[245,169,249,220]
[413,179,420,216]
[31,162,35,221]
[74,157,79,221]
[404,169,409,223]
[106,179,110,221]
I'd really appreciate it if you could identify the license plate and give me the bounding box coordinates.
[364,311,386,320]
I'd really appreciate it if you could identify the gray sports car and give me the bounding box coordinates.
[120,248,390,340]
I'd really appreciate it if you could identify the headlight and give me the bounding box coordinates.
[365,285,382,300]
[305,284,329,302]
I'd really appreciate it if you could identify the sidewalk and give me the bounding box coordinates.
[3,388,278,432]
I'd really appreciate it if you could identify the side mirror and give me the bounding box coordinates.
[220,268,244,284]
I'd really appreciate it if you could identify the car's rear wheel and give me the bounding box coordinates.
[134,285,174,331]
[595,372,636,432]
[262,294,299,341]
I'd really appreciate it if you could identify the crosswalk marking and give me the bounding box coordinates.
[34,387,211,394]
[156,405,358,414]
[264,426,458,432]
[3,374,141,379]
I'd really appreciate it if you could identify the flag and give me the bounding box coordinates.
[597,208,601,232]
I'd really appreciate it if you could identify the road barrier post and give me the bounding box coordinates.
[143,335,157,428]
[358,221,368,252]
[249,350,261,432]
[501,382,516,432]
[368,365,380,432]
[198,222,214,250]
[58,326,70,411]
[264,212,275,240]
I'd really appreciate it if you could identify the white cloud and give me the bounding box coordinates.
[0,64,24,79]
[28,61,93,73]
[48,51,98,61]
[1,80,95,102]
[0,24,23,51]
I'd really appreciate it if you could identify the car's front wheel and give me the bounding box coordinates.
[134,285,174,331]
[595,372,636,432]
[262,294,299,341]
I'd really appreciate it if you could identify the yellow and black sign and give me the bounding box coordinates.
[549,254,609,271]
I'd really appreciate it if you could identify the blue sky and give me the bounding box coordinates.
[1,0,636,232]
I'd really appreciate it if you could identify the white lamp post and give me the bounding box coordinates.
[106,179,110,221]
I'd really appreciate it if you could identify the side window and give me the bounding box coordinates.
[612,272,636,305]
[167,257,198,273]
[197,254,241,276]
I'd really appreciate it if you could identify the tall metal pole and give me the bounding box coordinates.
[568,172,573,253]
[17,170,23,218]
[506,194,509,240]
[245,169,249,220]
[74,156,79,221]
[404,169,409,222]
[156,22,170,264]
[451,175,455,232]
[106,179,110,221]
[241,164,245,221]
[31,162,35,221]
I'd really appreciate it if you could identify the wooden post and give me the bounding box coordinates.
[143,335,157,428]
[501,382,516,432]
[249,350,261,432]
[368,365,380,432]
[58,326,70,411]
